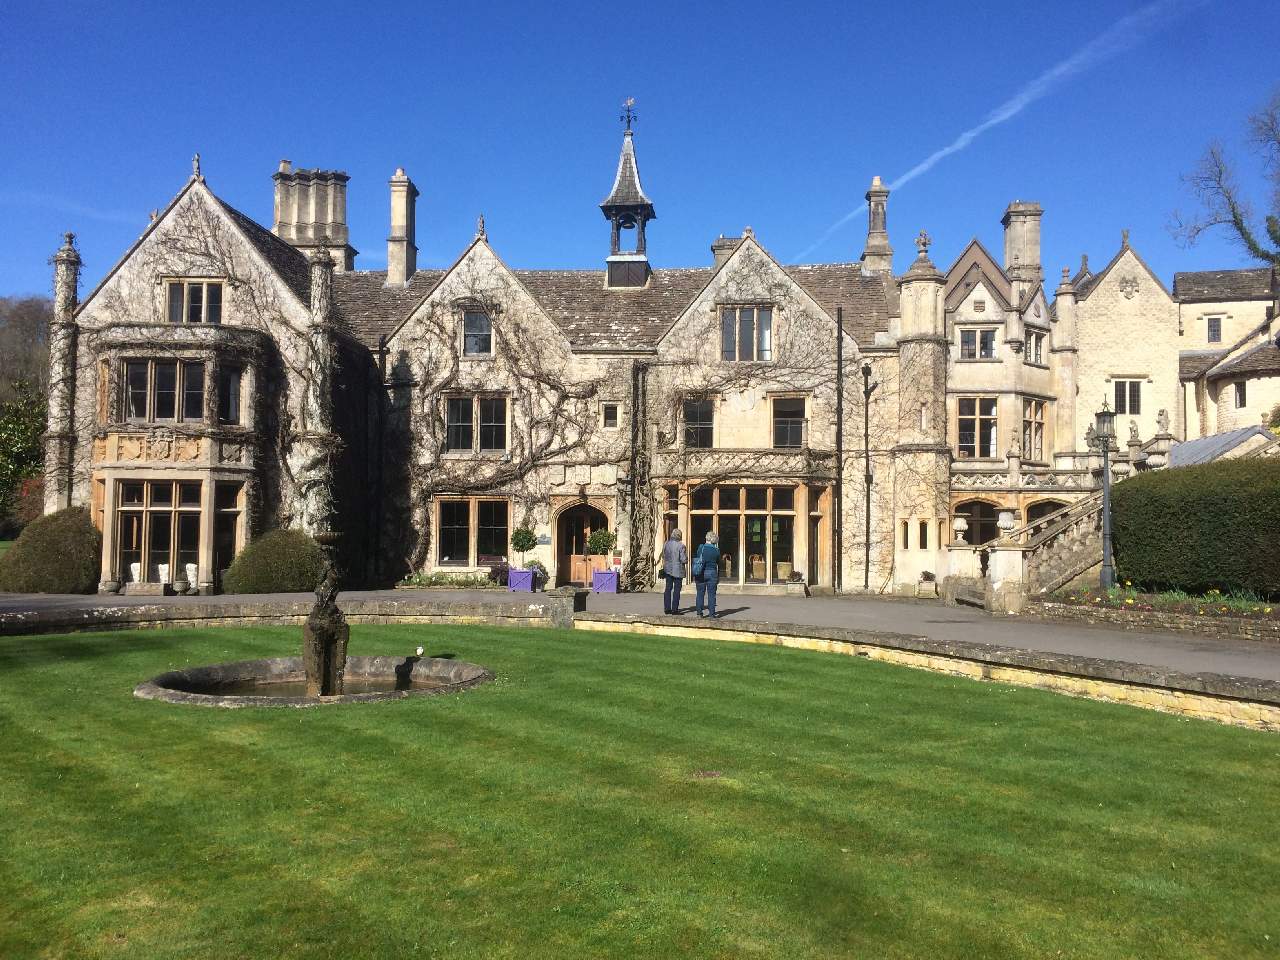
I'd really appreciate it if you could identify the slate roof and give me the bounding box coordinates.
[1169,425,1274,467]
[600,131,653,211]
[1206,339,1280,380]
[782,264,892,345]
[1179,350,1227,380]
[1172,267,1277,302]
[332,270,445,347]
[215,198,312,306]
[327,262,892,353]
[515,268,708,350]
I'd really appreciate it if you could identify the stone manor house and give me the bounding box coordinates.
[41,129,1280,596]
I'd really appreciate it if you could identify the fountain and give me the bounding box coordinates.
[134,555,491,708]
[302,561,348,697]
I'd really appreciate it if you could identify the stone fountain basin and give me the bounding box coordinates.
[134,655,492,708]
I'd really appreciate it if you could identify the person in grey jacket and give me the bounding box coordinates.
[661,528,688,615]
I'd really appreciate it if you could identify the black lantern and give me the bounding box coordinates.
[1094,400,1116,446]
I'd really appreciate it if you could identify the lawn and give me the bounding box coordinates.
[0,539,12,561]
[1,625,1278,959]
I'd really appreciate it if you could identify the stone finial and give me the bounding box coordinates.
[475,214,486,240]
[914,230,931,257]
[1121,228,1130,248]
[192,153,201,178]
[1080,253,1089,273]
[57,231,77,254]
[1062,266,1070,282]
[743,225,755,239]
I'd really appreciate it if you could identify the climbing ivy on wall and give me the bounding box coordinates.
[0,379,46,530]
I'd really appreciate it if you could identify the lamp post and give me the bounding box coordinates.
[861,361,878,590]
[1095,400,1117,589]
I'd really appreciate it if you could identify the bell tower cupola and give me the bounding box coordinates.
[601,98,655,288]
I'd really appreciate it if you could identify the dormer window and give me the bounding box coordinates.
[166,280,222,324]
[462,310,492,356]
[720,306,773,362]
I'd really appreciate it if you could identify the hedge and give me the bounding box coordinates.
[221,528,327,594]
[1112,457,1280,597]
[0,507,102,594]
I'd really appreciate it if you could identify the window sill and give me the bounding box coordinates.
[955,358,1001,364]
[442,450,509,458]
[1022,361,1050,370]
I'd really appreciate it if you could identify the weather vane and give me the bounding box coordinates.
[620,97,636,131]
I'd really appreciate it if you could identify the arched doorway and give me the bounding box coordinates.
[556,503,608,586]
[1025,499,1067,534]
[953,500,1000,547]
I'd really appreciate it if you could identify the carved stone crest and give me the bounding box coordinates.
[1118,276,1139,299]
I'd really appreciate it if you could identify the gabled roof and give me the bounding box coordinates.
[1206,339,1280,380]
[516,268,710,351]
[1169,425,1275,467]
[783,263,891,345]
[75,176,313,321]
[600,130,653,211]
[1173,266,1277,302]
[1076,241,1171,301]
[214,197,311,306]
[943,238,1012,312]
[333,270,445,348]
[1179,349,1227,380]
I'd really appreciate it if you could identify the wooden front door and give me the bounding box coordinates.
[556,504,608,586]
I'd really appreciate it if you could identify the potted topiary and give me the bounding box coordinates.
[508,525,538,592]
[587,527,619,593]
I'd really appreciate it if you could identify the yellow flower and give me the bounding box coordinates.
[1125,598,1135,605]
[1124,580,1132,587]
[1266,608,1274,615]
[1198,609,1205,614]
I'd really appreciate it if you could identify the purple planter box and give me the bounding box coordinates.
[592,570,619,594]
[508,570,535,593]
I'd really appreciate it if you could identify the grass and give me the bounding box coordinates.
[2,625,1279,959]
[0,539,12,561]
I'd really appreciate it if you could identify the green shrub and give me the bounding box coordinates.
[1112,457,1280,597]
[586,527,616,556]
[0,507,101,594]
[221,528,327,594]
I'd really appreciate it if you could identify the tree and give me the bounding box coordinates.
[0,379,47,531]
[0,297,51,401]
[1174,88,1280,265]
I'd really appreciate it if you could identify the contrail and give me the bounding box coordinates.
[792,0,1205,263]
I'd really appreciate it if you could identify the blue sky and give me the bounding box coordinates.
[0,0,1275,297]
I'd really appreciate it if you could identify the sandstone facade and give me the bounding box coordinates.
[39,135,1280,597]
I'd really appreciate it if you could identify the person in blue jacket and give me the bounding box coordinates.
[693,530,721,619]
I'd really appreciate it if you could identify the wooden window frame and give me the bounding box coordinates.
[1113,379,1143,415]
[435,496,510,567]
[165,279,224,324]
[1021,398,1046,461]
[719,305,774,362]
[958,326,999,361]
[120,358,205,425]
[682,396,715,449]
[461,310,493,358]
[956,396,998,459]
[443,394,509,454]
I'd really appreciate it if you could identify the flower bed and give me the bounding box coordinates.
[1055,584,1276,620]
[1035,584,1280,643]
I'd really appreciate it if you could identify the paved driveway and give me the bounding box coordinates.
[3,587,1279,682]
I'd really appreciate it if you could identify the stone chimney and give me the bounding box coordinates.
[45,232,81,514]
[711,234,741,268]
[860,176,893,274]
[386,168,419,286]
[1001,201,1043,284]
[272,160,356,271]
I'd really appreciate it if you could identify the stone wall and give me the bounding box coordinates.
[1029,600,1280,644]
